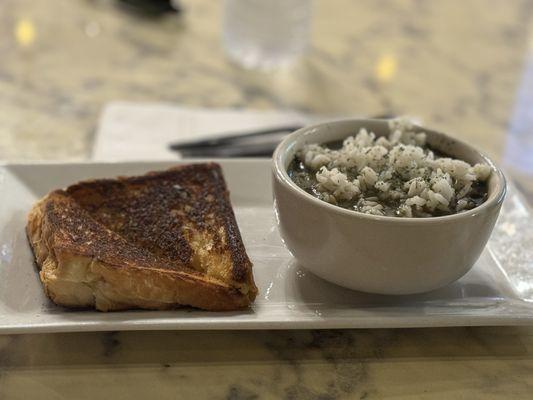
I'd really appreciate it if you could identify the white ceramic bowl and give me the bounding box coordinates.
[272,119,506,295]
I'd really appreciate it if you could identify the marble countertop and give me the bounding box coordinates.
[1,328,533,399]
[1,0,533,398]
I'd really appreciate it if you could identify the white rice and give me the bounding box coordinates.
[298,119,491,217]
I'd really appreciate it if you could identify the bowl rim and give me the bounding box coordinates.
[272,118,507,225]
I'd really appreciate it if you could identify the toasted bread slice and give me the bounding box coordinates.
[26,163,258,311]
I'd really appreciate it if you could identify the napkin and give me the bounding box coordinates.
[93,102,315,161]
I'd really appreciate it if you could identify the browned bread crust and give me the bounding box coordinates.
[26,163,257,311]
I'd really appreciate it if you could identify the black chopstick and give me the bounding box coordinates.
[167,115,397,157]
[168,125,303,151]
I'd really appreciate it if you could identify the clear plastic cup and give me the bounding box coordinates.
[222,0,313,69]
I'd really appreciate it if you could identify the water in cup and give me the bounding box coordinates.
[223,0,313,69]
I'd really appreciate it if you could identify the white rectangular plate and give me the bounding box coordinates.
[0,160,532,333]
